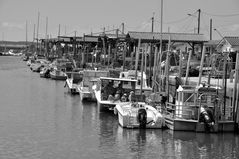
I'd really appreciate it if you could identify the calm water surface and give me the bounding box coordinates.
[0,56,239,159]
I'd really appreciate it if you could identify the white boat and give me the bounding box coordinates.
[78,70,109,101]
[114,102,165,129]
[93,77,140,111]
[65,72,83,94]
[119,70,152,96]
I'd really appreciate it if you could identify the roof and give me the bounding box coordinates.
[224,37,239,46]
[99,33,126,39]
[128,31,208,43]
[82,35,98,43]
[100,77,137,82]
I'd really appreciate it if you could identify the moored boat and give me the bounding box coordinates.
[78,70,109,101]
[93,77,145,111]
[50,69,67,80]
[114,102,165,128]
[65,72,83,94]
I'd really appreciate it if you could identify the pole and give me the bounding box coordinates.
[159,0,163,94]
[45,17,48,58]
[210,19,212,40]
[140,44,146,98]
[153,46,158,92]
[26,21,28,50]
[151,15,154,33]
[197,9,201,34]
[179,50,183,79]
[135,39,141,78]
[36,12,40,54]
[233,52,239,121]
[185,50,192,85]
[197,45,206,85]
[122,23,124,34]
[107,44,111,68]
[165,35,171,98]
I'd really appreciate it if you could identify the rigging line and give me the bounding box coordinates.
[178,17,194,32]
[200,15,210,34]
[202,11,239,17]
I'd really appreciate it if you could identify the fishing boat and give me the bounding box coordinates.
[50,68,67,80]
[119,70,152,96]
[163,84,234,132]
[114,102,165,128]
[93,77,141,111]
[40,67,51,78]
[78,70,109,101]
[65,72,83,94]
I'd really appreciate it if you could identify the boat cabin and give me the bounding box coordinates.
[168,85,221,120]
[97,77,137,102]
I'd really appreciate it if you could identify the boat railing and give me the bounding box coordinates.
[165,102,198,120]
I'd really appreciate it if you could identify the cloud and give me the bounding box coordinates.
[1,21,25,30]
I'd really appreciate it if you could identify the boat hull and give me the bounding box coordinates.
[164,115,235,132]
[115,102,165,129]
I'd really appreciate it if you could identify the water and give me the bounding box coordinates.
[0,56,238,159]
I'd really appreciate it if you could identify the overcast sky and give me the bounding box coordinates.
[0,0,239,41]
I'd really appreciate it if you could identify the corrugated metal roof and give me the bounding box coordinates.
[128,31,208,42]
[224,36,239,46]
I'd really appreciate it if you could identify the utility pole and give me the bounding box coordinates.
[209,19,212,40]
[151,13,154,32]
[122,23,124,34]
[197,9,201,34]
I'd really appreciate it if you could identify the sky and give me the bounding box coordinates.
[0,0,239,41]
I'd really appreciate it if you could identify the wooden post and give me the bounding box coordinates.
[197,45,206,85]
[140,44,146,98]
[233,51,239,121]
[102,37,106,66]
[135,39,141,78]
[185,50,192,85]
[179,50,183,79]
[123,44,126,71]
[152,46,158,92]
[107,44,111,68]
[165,35,171,99]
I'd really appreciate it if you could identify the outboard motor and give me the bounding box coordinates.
[199,106,215,132]
[137,108,147,128]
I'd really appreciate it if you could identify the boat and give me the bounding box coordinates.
[163,84,234,132]
[119,70,152,96]
[78,70,109,101]
[93,77,142,111]
[114,102,165,128]
[31,59,49,72]
[40,66,51,78]
[65,71,83,94]
[50,68,68,80]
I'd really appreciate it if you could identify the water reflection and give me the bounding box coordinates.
[167,131,239,159]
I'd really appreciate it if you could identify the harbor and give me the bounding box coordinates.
[0,56,239,158]
[1,0,239,158]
